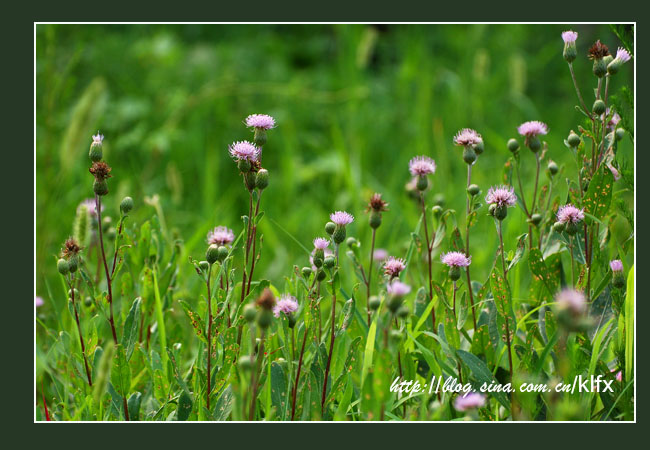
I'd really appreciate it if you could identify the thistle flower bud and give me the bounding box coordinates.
[253,128,267,147]
[474,139,484,155]
[615,128,626,141]
[206,244,219,265]
[432,205,443,218]
[369,296,381,311]
[488,203,497,217]
[244,172,257,191]
[563,42,577,63]
[325,222,336,236]
[93,179,109,196]
[467,184,480,196]
[593,58,607,78]
[89,133,104,162]
[612,272,625,289]
[237,159,252,173]
[369,211,382,229]
[387,295,404,314]
[287,314,297,329]
[565,221,579,236]
[317,269,327,281]
[255,168,269,190]
[199,261,210,273]
[553,221,566,233]
[527,136,542,153]
[243,303,257,323]
[567,131,581,148]
[396,305,410,319]
[323,255,336,269]
[448,265,461,281]
[120,196,134,215]
[57,258,69,275]
[462,146,477,165]
[67,256,79,273]
[256,309,273,329]
[301,267,312,278]
[416,175,428,191]
[84,296,93,307]
[548,160,559,176]
[494,205,508,221]
[607,47,631,75]
[507,138,520,153]
[216,246,229,262]
[593,99,606,115]
[346,237,358,248]
[529,213,543,226]
[332,226,346,245]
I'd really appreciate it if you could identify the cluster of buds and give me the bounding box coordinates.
[327,211,354,245]
[57,237,82,276]
[229,114,275,192]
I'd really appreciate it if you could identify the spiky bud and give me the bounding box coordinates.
[255,168,269,190]
[256,309,273,329]
[206,244,219,265]
[93,179,108,196]
[396,305,410,319]
[89,134,104,162]
[488,203,497,217]
[553,221,566,233]
[548,160,559,176]
[253,128,267,147]
[57,258,69,275]
[120,196,134,215]
[346,237,358,248]
[565,221,579,236]
[593,99,606,115]
[317,269,327,281]
[244,172,256,191]
[323,256,336,269]
[325,222,336,236]
[301,266,312,278]
[529,213,543,226]
[199,261,210,273]
[369,211,382,229]
[332,226,346,245]
[448,265,461,281]
[238,159,251,173]
[494,205,508,221]
[527,136,542,153]
[567,131,581,148]
[462,146,477,165]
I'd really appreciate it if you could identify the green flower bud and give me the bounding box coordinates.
[467,184,480,196]
[199,261,210,273]
[613,273,626,289]
[488,203,497,217]
[563,41,577,63]
[615,128,626,141]
[368,296,381,311]
[84,296,93,307]
[387,295,403,314]
[206,244,219,265]
[462,146,477,165]
[548,160,559,176]
[474,140,484,155]
[325,222,336,236]
[527,136,542,152]
[323,256,336,269]
[244,172,257,191]
[448,265,461,281]
[529,213,543,226]
[255,168,269,190]
[217,246,229,262]
[253,128,267,147]
[93,179,109,196]
[238,159,251,173]
[494,205,508,221]
[287,314,297,329]
[243,303,257,323]
[593,58,607,78]
[332,226,346,245]
[89,144,103,163]
[603,54,614,67]
[567,131,581,148]
[432,205,443,218]
[301,267,312,278]
[57,258,69,275]
[606,56,622,75]
[396,305,410,319]
[346,237,358,248]
[256,309,273,329]
[369,211,382,229]
[67,256,78,273]
[593,99,606,115]
[553,221,566,233]
[565,221,579,236]
[120,196,134,215]
[507,138,520,153]
[317,269,327,282]
[416,175,428,191]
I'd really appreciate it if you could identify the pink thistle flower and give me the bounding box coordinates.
[615,47,631,64]
[561,31,578,44]
[387,280,411,297]
[485,185,517,208]
[313,237,330,250]
[229,141,260,161]
[441,251,471,267]
[35,296,44,308]
[245,114,276,130]
[555,288,587,315]
[373,248,388,261]
[92,132,104,145]
[556,204,585,224]
[611,369,623,382]
[409,156,436,176]
[207,226,235,246]
[79,198,102,217]
[609,259,624,273]
[453,128,483,147]
[273,294,299,318]
[384,257,406,277]
[604,108,621,131]
[330,211,354,226]
[518,121,548,138]
[454,392,486,412]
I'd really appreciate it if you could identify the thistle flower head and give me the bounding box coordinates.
[313,237,330,250]
[615,47,631,63]
[556,204,585,224]
[384,256,406,277]
[408,156,436,176]
[62,237,81,258]
[454,392,486,412]
[561,30,578,44]
[330,211,354,226]
[373,248,388,261]
[485,185,517,208]
[367,193,389,212]
[245,114,276,130]
[92,132,104,145]
[207,226,235,246]
[255,288,276,311]
[79,198,101,217]
[588,40,610,59]
[273,294,299,318]
[89,161,112,181]
[517,121,549,138]
[36,296,44,308]
[229,141,260,162]
[453,128,482,147]
[387,280,411,297]
[441,251,471,267]
[555,288,587,315]
[609,259,624,272]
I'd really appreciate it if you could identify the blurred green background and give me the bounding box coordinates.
[36,24,634,298]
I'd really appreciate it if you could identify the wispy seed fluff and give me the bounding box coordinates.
[384,257,406,277]
[609,259,624,272]
[518,121,549,137]
[229,141,260,161]
[408,156,436,176]
[561,30,578,44]
[556,204,585,224]
[273,294,299,318]
[441,251,471,267]
[387,280,411,297]
[485,185,517,207]
[245,114,276,130]
[313,237,330,250]
[453,128,482,147]
[330,211,354,226]
[207,226,235,246]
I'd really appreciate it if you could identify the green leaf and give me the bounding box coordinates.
[489,268,515,345]
[214,385,234,421]
[625,265,634,383]
[270,361,288,420]
[528,248,558,296]
[507,234,528,271]
[110,344,131,397]
[178,299,207,344]
[457,350,510,409]
[583,165,614,219]
[176,390,193,421]
[127,392,142,421]
[122,298,141,361]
